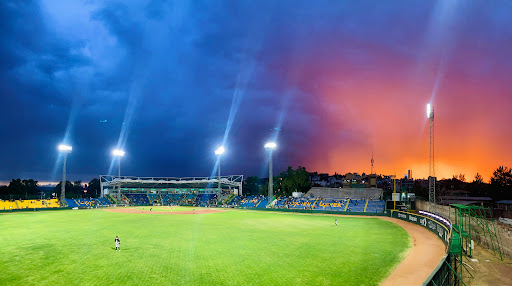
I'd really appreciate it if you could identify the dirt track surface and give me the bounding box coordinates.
[104,208,226,215]
[379,217,446,286]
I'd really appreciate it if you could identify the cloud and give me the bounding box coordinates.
[0,0,511,183]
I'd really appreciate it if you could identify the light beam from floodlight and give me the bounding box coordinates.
[215,146,225,191]
[58,144,72,206]
[265,142,277,202]
[112,149,125,201]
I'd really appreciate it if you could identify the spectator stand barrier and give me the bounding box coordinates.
[389,210,466,286]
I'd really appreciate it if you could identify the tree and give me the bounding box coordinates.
[243,176,261,196]
[5,179,39,199]
[490,166,512,200]
[411,181,428,199]
[473,173,484,184]
[54,181,73,199]
[278,166,310,197]
[468,173,488,197]
[87,178,100,198]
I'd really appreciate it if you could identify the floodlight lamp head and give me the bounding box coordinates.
[214,146,225,155]
[58,144,72,152]
[426,104,433,119]
[264,142,277,149]
[112,149,125,157]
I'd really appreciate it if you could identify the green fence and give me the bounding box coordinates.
[0,207,73,213]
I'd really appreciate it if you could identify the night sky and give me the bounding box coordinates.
[1,1,511,184]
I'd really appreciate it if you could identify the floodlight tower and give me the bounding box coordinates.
[112,149,125,200]
[427,104,436,212]
[58,144,72,206]
[265,142,277,201]
[371,152,375,174]
[214,146,225,192]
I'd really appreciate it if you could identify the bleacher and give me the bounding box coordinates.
[228,196,241,205]
[95,197,112,206]
[65,199,79,208]
[195,194,216,206]
[0,200,17,210]
[148,194,161,204]
[106,194,117,204]
[125,194,150,205]
[287,197,314,209]
[273,197,385,213]
[239,196,267,208]
[313,198,347,211]
[182,193,197,205]
[161,194,185,205]
[365,200,385,213]
[76,198,96,207]
[0,199,60,210]
[274,197,290,208]
[255,197,269,208]
[216,193,232,205]
[346,199,366,212]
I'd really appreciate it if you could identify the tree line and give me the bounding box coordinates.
[0,178,101,200]
[243,166,310,197]
[411,166,512,200]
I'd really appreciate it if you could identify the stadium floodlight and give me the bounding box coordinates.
[112,149,125,157]
[264,142,277,149]
[58,144,72,152]
[58,144,72,206]
[215,146,225,191]
[265,142,277,202]
[427,103,435,213]
[214,146,225,155]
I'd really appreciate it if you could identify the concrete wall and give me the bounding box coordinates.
[416,200,512,259]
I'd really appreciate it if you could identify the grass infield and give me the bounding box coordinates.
[0,208,410,285]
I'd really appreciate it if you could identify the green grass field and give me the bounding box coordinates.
[0,208,410,285]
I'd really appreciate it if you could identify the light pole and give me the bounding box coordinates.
[214,146,225,192]
[112,149,125,201]
[265,142,277,202]
[58,144,72,206]
[427,103,435,213]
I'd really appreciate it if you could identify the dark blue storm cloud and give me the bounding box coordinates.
[0,0,315,181]
[1,0,511,182]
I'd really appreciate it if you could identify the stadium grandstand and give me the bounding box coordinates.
[272,187,386,213]
[99,175,243,206]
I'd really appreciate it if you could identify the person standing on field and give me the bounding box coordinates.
[335,218,338,227]
[115,236,121,251]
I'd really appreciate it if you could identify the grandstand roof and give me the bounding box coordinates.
[100,175,243,189]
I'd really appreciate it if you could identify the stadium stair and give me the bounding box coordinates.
[224,193,235,205]
[265,196,276,208]
[106,194,117,204]
[344,199,350,212]
[364,199,369,212]
[311,198,320,208]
